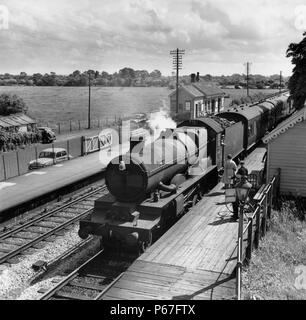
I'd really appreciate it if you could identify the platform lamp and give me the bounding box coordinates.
[236,176,252,234]
[236,176,252,204]
[235,175,252,300]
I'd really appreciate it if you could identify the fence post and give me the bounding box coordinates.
[268,186,272,220]
[236,204,244,300]
[246,217,253,263]
[58,123,61,134]
[67,140,70,160]
[70,120,72,132]
[254,207,260,249]
[2,155,7,181]
[262,197,267,237]
[79,120,81,131]
[81,136,85,156]
[52,143,55,165]
[16,150,20,176]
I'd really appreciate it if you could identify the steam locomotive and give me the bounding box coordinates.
[78,91,294,252]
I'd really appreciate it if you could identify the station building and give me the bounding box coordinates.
[169,73,226,121]
[263,107,306,197]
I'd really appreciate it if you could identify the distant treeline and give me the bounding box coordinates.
[0,68,289,89]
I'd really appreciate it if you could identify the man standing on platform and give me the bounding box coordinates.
[232,161,249,220]
[222,154,237,189]
[236,160,248,180]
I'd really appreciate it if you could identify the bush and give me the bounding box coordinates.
[0,129,40,152]
[0,93,28,116]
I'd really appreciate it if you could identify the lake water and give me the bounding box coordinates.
[0,86,172,124]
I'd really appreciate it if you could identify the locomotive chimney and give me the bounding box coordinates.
[196,72,200,82]
[130,136,144,154]
[190,73,196,83]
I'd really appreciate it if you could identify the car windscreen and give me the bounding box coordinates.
[39,152,55,158]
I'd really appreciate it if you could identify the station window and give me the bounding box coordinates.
[185,101,191,111]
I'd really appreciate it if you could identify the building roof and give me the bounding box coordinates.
[192,82,226,97]
[181,85,204,97]
[0,113,36,128]
[169,81,225,98]
[263,107,306,144]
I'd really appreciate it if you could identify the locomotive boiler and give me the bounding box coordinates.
[79,126,218,252]
[105,128,205,202]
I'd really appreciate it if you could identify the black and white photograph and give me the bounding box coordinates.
[0,0,306,304]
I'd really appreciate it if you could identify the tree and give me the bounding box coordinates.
[150,70,162,78]
[203,74,213,82]
[286,32,306,110]
[119,68,135,79]
[0,94,28,115]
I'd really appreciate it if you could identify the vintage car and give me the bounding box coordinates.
[38,127,56,143]
[28,147,72,170]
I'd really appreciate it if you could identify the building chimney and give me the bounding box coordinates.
[196,72,200,82]
[190,73,196,83]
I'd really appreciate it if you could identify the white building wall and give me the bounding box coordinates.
[268,121,306,197]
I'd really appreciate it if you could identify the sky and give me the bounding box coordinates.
[0,0,305,76]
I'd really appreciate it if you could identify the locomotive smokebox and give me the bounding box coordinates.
[105,128,206,203]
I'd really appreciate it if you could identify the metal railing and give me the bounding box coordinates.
[236,168,281,300]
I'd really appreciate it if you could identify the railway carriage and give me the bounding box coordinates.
[217,105,269,152]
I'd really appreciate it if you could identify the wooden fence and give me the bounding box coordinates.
[39,118,117,135]
[236,168,281,300]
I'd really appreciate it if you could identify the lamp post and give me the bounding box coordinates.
[235,176,252,300]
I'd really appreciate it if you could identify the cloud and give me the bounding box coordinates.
[0,0,304,75]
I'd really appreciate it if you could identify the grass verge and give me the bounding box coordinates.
[242,199,306,300]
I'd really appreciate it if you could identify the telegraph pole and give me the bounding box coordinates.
[170,48,185,113]
[88,72,91,129]
[244,62,252,97]
[279,71,282,93]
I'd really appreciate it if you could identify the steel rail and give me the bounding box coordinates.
[0,185,107,240]
[0,207,93,264]
[0,185,108,264]
[39,249,105,300]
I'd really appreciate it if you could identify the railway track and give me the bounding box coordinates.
[0,185,107,265]
[39,249,137,300]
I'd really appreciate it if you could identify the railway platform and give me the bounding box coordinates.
[100,147,266,300]
[0,143,130,222]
